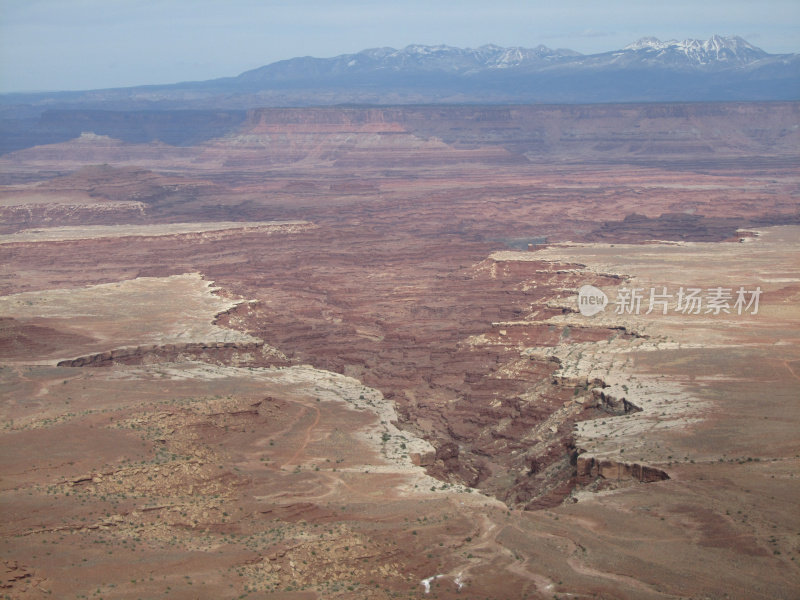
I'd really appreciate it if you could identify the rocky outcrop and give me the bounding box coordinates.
[576,455,669,485]
[591,212,744,242]
[56,341,265,367]
[590,385,642,416]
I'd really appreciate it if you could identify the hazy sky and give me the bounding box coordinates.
[1,0,798,93]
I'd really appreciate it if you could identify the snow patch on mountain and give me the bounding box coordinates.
[624,35,767,65]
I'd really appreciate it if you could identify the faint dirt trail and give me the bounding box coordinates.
[283,403,321,468]
[454,510,662,597]
[451,512,555,596]
[564,554,661,594]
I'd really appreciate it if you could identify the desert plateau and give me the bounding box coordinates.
[0,99,798,600]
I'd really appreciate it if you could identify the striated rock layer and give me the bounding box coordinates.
[0,103,798,598]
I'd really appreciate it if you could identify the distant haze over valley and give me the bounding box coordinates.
[0,35,797,155]
[1,35,797,109]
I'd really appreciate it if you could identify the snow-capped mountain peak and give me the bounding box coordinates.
[624,36,669,51]
[232,35,795,100]
[623,35,767,65]
[332,43,582,74]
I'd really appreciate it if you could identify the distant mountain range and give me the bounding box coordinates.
[1,35,797,114]
[235,35,777,81]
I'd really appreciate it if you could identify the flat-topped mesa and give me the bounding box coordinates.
[244,107,409,133]
[240,103,800,161]
[232,107,526,168]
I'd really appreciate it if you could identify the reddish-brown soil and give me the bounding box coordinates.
[0,104,798,599]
